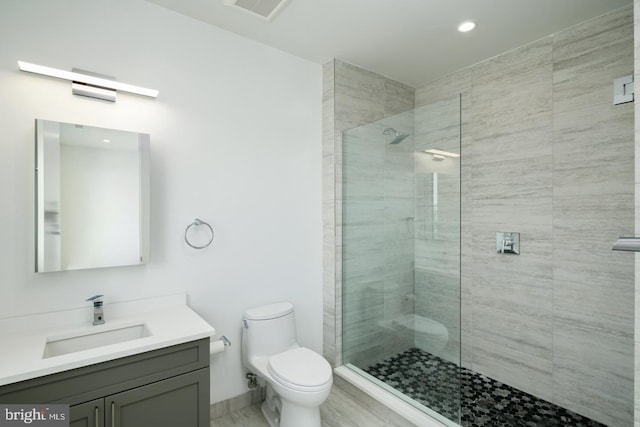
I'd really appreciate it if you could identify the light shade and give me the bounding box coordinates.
[18,61,158,98]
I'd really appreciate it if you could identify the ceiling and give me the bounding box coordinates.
[144,0,632,88]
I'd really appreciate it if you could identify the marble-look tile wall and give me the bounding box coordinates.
[552,9,634,423]
[634,2,640,426]
[416,6,634,426]
[322,59,415,367]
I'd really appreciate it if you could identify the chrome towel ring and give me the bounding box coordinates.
[185,218,214,249]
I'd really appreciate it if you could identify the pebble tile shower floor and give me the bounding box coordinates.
[364,348,605,427]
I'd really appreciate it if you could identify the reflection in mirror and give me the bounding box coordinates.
[35,120,150,272]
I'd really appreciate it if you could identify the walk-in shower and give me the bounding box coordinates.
[340,92,625,426]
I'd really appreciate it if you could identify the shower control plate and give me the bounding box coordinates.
[496,232,520,255]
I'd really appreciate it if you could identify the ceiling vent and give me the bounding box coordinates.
[223,0,290,21]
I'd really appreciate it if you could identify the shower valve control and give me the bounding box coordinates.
[496,232,520,255]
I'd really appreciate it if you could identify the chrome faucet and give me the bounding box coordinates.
[86,295,105,325]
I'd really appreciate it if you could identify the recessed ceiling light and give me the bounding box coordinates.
[458,21,476,32]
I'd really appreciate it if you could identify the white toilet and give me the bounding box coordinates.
[241,302,333,427]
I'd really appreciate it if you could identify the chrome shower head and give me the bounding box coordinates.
[382,127,410,144]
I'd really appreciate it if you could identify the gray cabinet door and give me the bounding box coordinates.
[106,369,209,427]
[70,399,104,427]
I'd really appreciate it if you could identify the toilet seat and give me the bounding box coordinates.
[267,347,332,392]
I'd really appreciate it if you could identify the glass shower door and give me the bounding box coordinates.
[341,96,461,425]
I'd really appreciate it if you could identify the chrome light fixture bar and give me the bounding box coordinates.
[424,149,460,158]
[71,81,117,102]
[17,61,159,99]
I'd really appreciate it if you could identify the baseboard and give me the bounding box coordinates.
[210,388,263,420]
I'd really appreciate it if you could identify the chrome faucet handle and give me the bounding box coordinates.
[86,295,105,325]
[86,294,104,306]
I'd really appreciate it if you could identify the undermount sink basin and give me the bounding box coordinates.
[43,323,151,358]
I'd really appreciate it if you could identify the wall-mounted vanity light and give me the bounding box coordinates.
[17,61,159,102]
[424,149,460,161]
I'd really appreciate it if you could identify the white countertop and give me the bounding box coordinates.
[0,293,215,387]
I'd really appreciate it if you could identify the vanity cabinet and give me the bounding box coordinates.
[0,339,210,427]
[70,399,103,427]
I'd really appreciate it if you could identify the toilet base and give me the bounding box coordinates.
[261,385,282,427]
[261,400,280,427]
[260,395,322,427]
[258,383,323,427]
[279,399,321,427]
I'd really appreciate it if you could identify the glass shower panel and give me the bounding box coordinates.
[342,109,416,369]
[414,97,461,363]
[341,96,461,425]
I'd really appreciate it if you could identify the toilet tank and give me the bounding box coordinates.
[242,302,298,361]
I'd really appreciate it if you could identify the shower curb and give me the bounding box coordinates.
[334,365,453,427]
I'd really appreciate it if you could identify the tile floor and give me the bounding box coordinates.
[365,348,605,427]
[212,348,608,426]
[210,383,412,427]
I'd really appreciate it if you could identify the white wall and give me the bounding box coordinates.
[0,0,322,404]
[60,143,140,270]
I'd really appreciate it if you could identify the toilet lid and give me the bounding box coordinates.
[268,347,332,389]
[244,302,293,321]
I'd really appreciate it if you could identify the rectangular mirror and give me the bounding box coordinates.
[35,119,150,272]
